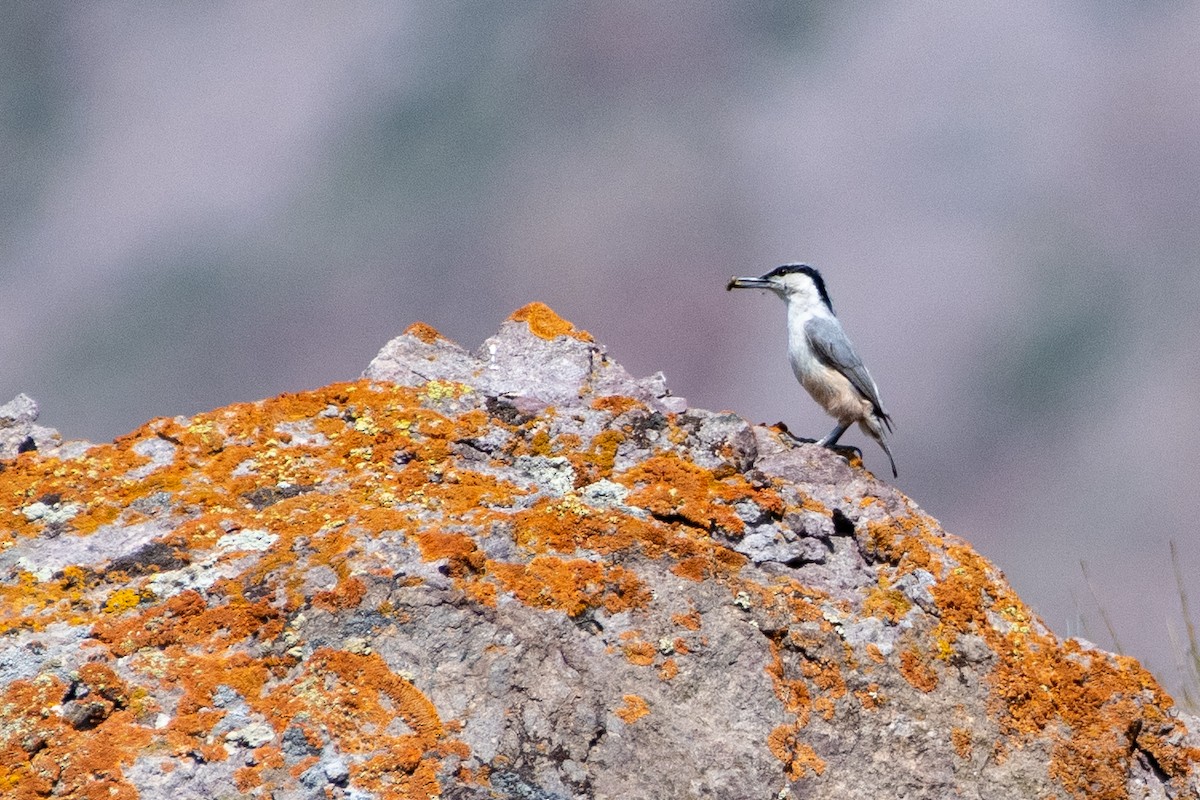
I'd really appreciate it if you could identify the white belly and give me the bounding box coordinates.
[788,328,873,424]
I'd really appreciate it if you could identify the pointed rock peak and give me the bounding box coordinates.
[1,393,63,459]
[368,308,684,413]
[402,321,449,344]
[507,302,594,342]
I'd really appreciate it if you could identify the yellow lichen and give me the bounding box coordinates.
[861,576,912,623]
[102,588,142,614]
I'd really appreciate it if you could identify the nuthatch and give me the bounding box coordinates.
[727,264,897,477]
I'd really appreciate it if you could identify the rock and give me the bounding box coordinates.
[365,303,688,415]
[0,303,1197,800]
[0,393,63,459]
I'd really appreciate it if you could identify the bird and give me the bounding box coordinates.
[726,264,897,478]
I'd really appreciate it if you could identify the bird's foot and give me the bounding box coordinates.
[772,422,816,445]
[826,443,863,460]
[824,443,865,471]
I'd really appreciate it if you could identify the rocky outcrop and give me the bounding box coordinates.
[1,302,1197,800]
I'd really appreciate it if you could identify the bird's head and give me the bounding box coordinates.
[726,264,833,314]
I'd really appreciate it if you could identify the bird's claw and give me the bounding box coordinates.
[827,443,863,459]
[772,422,816,445]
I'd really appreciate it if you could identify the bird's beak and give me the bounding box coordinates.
[726,276,774,292]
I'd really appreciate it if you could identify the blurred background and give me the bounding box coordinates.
[2,3,1198,702]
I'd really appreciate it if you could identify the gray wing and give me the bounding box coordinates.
[804,316,891,424]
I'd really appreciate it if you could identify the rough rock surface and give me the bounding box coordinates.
[0,394,64,460]
[1,302,1197,800]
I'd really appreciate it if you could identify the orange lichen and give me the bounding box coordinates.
[432,468,520,517]
[997,640,1199,800]
[511,498,641,555]
[614,694,650,724]
[802,656,848,700]
[403,321,446,344]
[617,453,751,535]
[928,547,1003,644]
[312,576,368,612]
[858,519,1200,798]
[0,569,90,635]
[460,578,498,608]
[659,659,679,681]
[623,640,657,667]
[742,578,828,628]
[568,428,625,481]
[591,395,643,415]
[899,648,939,693]
[860,515,943,577]
[234,766,262,791]
[91,590,283,657]
[671,610,702,631]
[750,575,865,762]
[764,641,812,725]
[488,556,650,617]
[508,490,748,594]
[263,649,458,799]
[414,531,486,577]
[0,670,151,800]
[150,650,272,756]
[671,557,708,582]
[812,696,836,721]
[767,723,826,780]
[853,684,885,711]
[508,302,594,342]
[952,727,973,760]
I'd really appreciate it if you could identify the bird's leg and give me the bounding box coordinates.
[817,422,850,448]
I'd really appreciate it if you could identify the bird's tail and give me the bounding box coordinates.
[876,437,898,479]
[860,414,898,478]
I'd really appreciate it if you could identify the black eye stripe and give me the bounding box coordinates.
[762,264,833,313]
